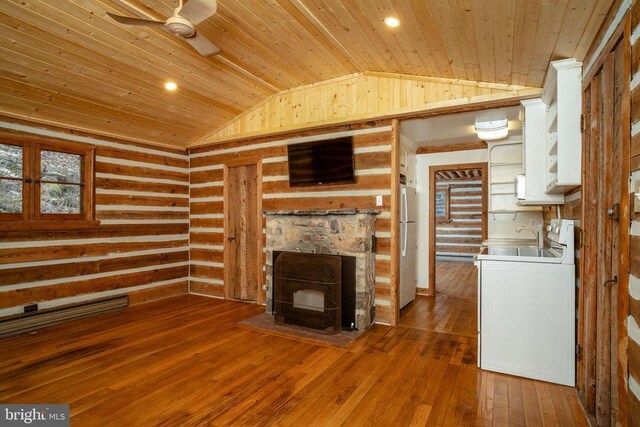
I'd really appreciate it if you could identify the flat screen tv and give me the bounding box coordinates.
[287,136,355,186]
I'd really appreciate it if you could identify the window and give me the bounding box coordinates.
[434,187,450,222]
[0,139,95,225]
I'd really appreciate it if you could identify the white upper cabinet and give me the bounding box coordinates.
[518,99,564,205]
[541,58,582,194]
[518,58,582,203]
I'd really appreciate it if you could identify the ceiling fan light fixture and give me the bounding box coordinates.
[165,15,195,37]
[474,119,508,140]
[106,0,220,56]
[164,81,178,91]
[384,17,400,27]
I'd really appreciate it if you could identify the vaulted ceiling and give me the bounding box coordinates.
[0,0,614,148]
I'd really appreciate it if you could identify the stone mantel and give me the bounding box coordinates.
[263,211,378,330]
[262,209,381,216]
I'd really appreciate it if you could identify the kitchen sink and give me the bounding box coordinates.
[517,247,541,257]
[481,247,557,258]
[517,247,556,258]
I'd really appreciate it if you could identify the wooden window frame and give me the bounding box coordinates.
[0,138,96,230]
[434,186,451,223]
[0,140,30,222]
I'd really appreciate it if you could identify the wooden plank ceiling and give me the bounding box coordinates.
[0,0,614,148]
[436,168,482,182]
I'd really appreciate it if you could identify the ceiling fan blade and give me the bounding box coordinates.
[182,31,220,56]
[178,0,217,25]
[106,12,165,27]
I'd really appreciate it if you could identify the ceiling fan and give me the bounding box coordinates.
[107,0,220,56]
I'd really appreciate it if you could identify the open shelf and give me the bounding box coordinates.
[490,162,522,167]
[547,111,558,133]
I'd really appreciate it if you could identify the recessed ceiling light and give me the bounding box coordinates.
[384,17,400,28]
[164,81,177,91]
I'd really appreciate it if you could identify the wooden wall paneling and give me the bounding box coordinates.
[256,161,265,306]
[434,172,484,258]
[0,265,189,310]
[577,87,590,408]
[629,2,640,424]
[579,13,630,423]
[126,280,188,305]
[222,164,231,300]
[0,123,190,318]
[0,224,188,243]
[428,167,436,296]
[596,50,614,425]
[581,68,601,419]
[0,251,188,286]
[390,119,400,326]
[0,239,188,265]
[191,121,393,156]
[189,122,394,324]
[615,18,631,423]
[240,164,259,302]
[196,73,542,146]
[583,0,628,84]
[261,196,391,212]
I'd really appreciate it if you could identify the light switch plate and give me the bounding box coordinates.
[376,195,383,206]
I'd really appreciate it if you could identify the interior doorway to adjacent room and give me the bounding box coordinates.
[400,163,487,337]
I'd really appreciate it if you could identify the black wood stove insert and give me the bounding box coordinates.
[273,251,356,334]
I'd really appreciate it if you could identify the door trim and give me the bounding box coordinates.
[428,162,488,295]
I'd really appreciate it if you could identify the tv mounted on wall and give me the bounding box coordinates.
[287,136,356,186]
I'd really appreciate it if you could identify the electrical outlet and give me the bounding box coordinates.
[24,304,38,313]
[376,195,383,206]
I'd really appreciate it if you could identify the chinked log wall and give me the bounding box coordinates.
[0,122,190,317]
[435,175,483,258]
[629,2,640,422]
[188,121,396,325]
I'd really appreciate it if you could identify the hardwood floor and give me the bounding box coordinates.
[400,261,478,337]
[0,295,588,426]
[436,260,478,298]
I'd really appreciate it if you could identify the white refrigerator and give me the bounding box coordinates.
[399,185,417,309]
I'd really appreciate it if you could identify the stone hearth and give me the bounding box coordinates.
[263,209,379,330]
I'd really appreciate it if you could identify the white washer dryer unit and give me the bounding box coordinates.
[475,219,576,386]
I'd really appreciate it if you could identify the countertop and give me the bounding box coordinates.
[481,238,538,248]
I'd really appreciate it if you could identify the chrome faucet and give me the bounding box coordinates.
[517,225,544,248]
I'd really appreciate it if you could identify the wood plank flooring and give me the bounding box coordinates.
[0,294,588,426]
[436,260,478,298]
[400,261,478,337]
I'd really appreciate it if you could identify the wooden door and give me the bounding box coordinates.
[225,164,259,302]
[580,37,628,426]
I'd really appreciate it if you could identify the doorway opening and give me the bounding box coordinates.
[433,167,486,296]
[397,105,516,334]
[400,163,487,337]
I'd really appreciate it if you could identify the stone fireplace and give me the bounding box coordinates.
[263,209,378,331]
